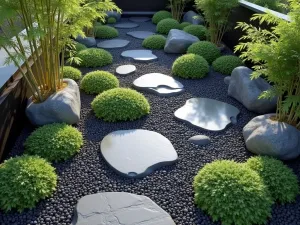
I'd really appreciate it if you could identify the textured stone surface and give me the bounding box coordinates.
[72,192,176,225]
[188,135,211,146]
[115,22,139,29]
[127,31,155,40]
[101,130,178,178]
[174,98,240,131]
[224,76,231,85]
[183,11,205,25]
[75,36,96,47]
[116,65,136,75]
[164,29,199,54]
[106,11,121,21]
[129,17,151,22]
[97,39,130,49]
[26,79,80,126]
[121,50,157,62]
[243,114,300,160]
[228,67,277,114]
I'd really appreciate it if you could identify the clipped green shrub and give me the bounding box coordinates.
[172,54,209,79]
[179,22,191,30]
[212,55,243,75]
[156,18,180,35]
[183,25,208,40]
[142,35,167,50]
[76,48,113,68]
[81,71,119,94]
[65,41,87,59]
[193,160,273,225]
[94,25,118,39]
[62,66,82,81]
[187,41,221,64]
[91,88,150,122]
[24,123,83,162]
[107,17,117,24]
[74,41,87,52]
[0,155,57,212]
[246,156,299,203]
[152,10,172,24]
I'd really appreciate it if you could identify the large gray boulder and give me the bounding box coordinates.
[164,29,199,54]
[106,11,121,21]
[26,79,81,126]
[183,10,205,25]
[243,114,300,160]
[227,66,277,114]
[75,36,96,47]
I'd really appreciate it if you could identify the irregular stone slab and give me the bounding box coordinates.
[228,67,277,114]
[121,50,157,62]
[97,39,130,49]
[106,11,121,21]
[129,17,151,22]
[174,98,240,131]
[243,114,300,160]
[183,11,205,25]
[146,87,184,96]
[127,31,155,40]
[75,36,96,47]
[189,135,211,146]
[101,129,178,178]
[114,22,139,29]
[72,192,176,225]
[116,65,136,75]
[164,29,199,54]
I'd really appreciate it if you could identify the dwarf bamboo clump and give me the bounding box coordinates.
[168,0,191,22]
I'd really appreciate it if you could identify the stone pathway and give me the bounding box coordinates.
[127,31,155,40]
[129,17,151,22]
[121,50,157,62]
[97,39,130,49]
[114,22,139,29]
[116,65,136,75]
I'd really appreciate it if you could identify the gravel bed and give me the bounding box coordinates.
[1,18,300,225]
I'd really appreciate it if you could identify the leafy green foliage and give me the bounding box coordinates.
[74,41,88,51]
[246,156,299,203]
[152,10,172,24]
[248,0,283,12]
[24,123,83,162]
[76,48,113,67]
[107,17,117,24]
[179,22,191,29]
[157,18,180,35]
[183,25,208,40]
[94,25,119,39]
[91,88,150,122]
[62,66,82,81]
[0,155,57,212]
[168,0,192,21]
[187,41,220,64]
[172,54,209,79]
[212,55,243,75]
[81,71,119,94]
[142,35,167,49]
[193,160,273,225]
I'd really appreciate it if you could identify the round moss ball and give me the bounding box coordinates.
[142,35,167,50]
[152,10,172,24]
[91,88,150,122]
[183,25,208,40]
[62,66,82,81]
[81,71,119,94]
[94,25,118,39]
[212,55,243,75]
[107,17,117,24]
[172,54,209,79]
[0,155,57,212]
[24,123,83,162]
[179,22,191,30]
[76,48,113,68]
[246,156,299,203]
[187,41,221,64]
[193,160,273,225]
[156,18,180,35]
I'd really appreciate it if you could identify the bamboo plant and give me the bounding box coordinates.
[168,0,191,22]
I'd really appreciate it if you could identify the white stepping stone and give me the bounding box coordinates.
[114,22,139,29]
[129,17,151,22]
[116,65,136,75]
[101,129,178,178]
[97,39,130,49]
[121,50,157,62]
[175,98,240,131]
[127,31,155,40]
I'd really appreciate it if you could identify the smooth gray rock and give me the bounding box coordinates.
[127,31,155,40]
[101,129,178,178]
[243,114,300,160]
[164,29,199,54]
[114,22,139,29]
[97,39,130,49]
[188,135,211,146]
[106,11,121,21]
[116,65,136,75]
[228,66,277,114]
[72,192,176,225]
[224,76,231,85]
[26,79,80,126]
[183,11,205,25]
[129,17,151,22]
[121,50,157,62]
[174,98,240,131]
[75,36,96,47]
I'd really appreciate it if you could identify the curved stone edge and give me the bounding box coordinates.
[121,50,158,63]
[116,65,137,75]
[97,39,130,49]
[114,23,140,29]
[133,84,185,97]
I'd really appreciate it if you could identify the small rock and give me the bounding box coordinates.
[188,135,211,146]
[224,76,231,85]
[116,65,136,75]
[121,50,157,62]
[183,11,205,25]
[75,36,96,47]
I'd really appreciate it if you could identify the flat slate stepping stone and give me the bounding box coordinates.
[72,192,176,225]
[101,129,178,178]
[116,65,136,75]
[189,135,211,146]
[129,17,151,22]
[121,50,157,62]
[97,39,130,49]
[133,73,184,96]
[127,31,155,40]
[174,98,240,131]
[114,22,139,29]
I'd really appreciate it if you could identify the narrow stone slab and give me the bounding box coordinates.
[101,129,178,178]
[174,98,240,131]
[116,65,136,75]
[72,192,176,225]
[127,31,155,40]
[189,135,211,146]
[114,22,139,29]
[129,17,151,22]
[121,50,157,62]
[97,39,130,49]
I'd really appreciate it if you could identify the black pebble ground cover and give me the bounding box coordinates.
[1,18,300,225]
